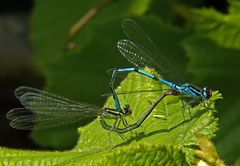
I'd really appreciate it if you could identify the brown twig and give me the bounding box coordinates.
[65,0,116,51]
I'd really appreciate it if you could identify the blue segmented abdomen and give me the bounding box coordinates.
[112,68,203,98]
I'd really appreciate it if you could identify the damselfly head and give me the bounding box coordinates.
[202,87,212,99]
[123,104,132,115]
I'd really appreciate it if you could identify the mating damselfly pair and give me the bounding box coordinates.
[6,19,212,139]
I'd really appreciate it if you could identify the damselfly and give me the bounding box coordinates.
[6,86,132,132]
[110,19,212,118]
[6,86,170,135]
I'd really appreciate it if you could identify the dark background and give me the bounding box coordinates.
[0,0,43,149]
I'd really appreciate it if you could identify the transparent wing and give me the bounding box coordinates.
[7,108,90,130]
[119,18,182,83]
[6,86,100,130]
[117,39,158,69]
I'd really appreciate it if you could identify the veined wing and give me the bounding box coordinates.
[117,39,158,70]
[119,18,182,83]
[7,108,94,130]
[6,86,100,130]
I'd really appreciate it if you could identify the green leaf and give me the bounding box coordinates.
[191,0,240,50]
[30,0,152,148]
[31,0,151,63]
[181,34,240,165]
[75,68,220,163]
[195,133,225,166]
[30,4,189,147]
[96,144,189,165]
[0,147,88,165]
[0,145,188,165]
[215,99,240,164]
[0,69,221,165]
[30,126,79,149]
[181,35,240,96]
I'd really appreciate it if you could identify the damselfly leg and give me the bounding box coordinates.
[100,89,174,133]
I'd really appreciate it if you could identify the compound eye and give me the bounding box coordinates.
[202,87,212,99]
[123,104,131,114]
